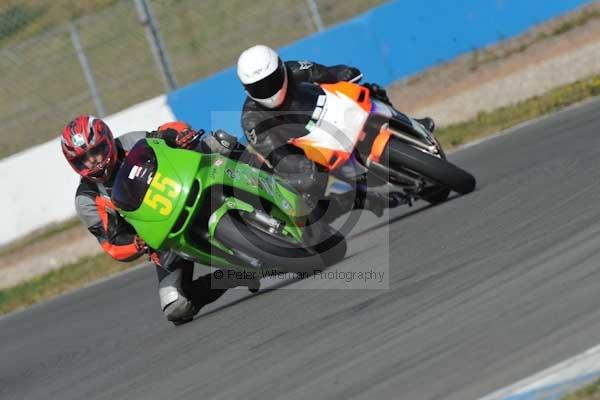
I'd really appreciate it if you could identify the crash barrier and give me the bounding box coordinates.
[0,0,591,245]
[0,96,175,246]
[166,0,593,135]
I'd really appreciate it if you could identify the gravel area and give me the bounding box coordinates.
[0,225,100,289]
[2,1,600,289]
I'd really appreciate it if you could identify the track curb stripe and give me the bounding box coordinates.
[480,344,600,399]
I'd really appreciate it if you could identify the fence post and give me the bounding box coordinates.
[133,0,178,91]
[69,20,106,117]
[305,0,324,31]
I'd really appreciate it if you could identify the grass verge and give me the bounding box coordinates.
[436,73,600,149]
[0,253,138,316]
[0,217,80,258]
[562,377,600,399]
[2,72,600,317]
[0,0,386,159]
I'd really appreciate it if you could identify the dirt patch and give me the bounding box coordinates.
[0,224,100,289]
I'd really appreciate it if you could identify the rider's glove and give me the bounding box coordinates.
[134,236,148,253]
[175,128,203,149]
[337,66,362,82]
[150,121,204,149]
[327,65,362,82]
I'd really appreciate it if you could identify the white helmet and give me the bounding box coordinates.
[237,45,288,109]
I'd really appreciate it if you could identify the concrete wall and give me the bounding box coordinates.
[0,95,175,245]
[0,0,592,246]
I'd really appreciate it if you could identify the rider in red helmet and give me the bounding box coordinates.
[61,117,118,183]
[61,115,257,325]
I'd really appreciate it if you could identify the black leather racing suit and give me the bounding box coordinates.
[241,61,367,222]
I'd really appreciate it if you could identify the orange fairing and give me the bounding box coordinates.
[369,128,392,164]
[321,82,372,112]
[290,138,350,171]
[290,81,371,171]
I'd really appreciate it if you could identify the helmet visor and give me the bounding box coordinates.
[243,59,286,100]
[71,141,111,173]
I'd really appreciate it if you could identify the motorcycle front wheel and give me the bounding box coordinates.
[381,138,476,199]
[214,212,347,273]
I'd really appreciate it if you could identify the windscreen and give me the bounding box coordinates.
[112,140,157,211]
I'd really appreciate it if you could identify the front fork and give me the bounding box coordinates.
[207,197,308,268]
[371,100,441,155]
[362,103,445,203]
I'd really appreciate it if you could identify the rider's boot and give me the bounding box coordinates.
[355,191,403,218]
[246,277,261,293]
[158,268,205,326]
[415,117,436,133]
[165,269,261,326]
[314,191,404,222]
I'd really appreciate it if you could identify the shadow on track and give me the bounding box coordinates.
[189,254,362,323]
[189,278,299,323]
[347,193,468,241]
[185,192,473,324]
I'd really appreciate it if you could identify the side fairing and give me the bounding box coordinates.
[199,154,304,220]
[116,140,305,254]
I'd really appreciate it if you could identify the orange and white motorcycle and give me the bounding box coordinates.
[287,81,476,206]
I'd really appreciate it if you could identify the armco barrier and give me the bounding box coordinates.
[167,0,592,136]
[0,0,592,246]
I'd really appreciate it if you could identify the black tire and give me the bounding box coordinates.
[214,212,347,273]
[381,138,476,195]
[419,136,451,204]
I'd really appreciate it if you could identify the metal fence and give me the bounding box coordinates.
[0,0,385,158]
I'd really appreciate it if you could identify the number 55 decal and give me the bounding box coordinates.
[143,172,181,216]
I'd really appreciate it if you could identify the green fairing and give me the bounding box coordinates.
[117,139,305,269]
[207,198,254,238]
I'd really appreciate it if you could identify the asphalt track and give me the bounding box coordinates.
[2,98,600,400]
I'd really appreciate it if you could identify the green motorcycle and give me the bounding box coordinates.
[111,138,347,273]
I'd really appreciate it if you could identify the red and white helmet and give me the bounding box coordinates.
[61,115,117,183]
[237,45,288,109]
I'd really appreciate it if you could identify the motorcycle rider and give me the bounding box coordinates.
[61,116,256,326]
[237,45,436,223]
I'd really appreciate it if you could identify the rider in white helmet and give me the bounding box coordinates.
[237,45,435,222]
[237,45,370,109]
